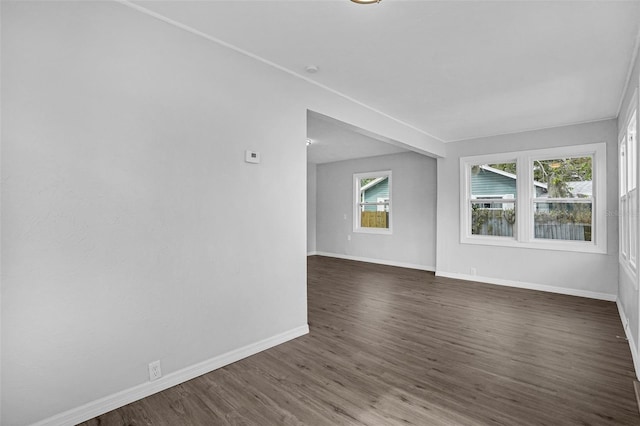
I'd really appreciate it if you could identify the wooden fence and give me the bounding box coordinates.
[473,214,591,241]
[473,217,514,237]
[534,223,591,241]
[361,211,388,228]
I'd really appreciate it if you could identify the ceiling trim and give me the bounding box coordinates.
[616,24,640,118]
[444,116,617,144]
[115,0,445,144]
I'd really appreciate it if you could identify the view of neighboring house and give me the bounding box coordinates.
[472,164,593,204]
[472,165,594,240]
[567,180,593,198]
[472,165,547,207]
[358,176,390,229]
[360,176,389,211]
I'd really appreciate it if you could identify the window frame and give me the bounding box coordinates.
[460,143,607,254]
[620,90,638,275]
[353,170,392,235]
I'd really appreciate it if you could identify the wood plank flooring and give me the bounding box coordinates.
[81,256,640,425]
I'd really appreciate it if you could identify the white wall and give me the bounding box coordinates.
[0,2,443,425]
[617,38,640,374]
[316,152,437,270]
[436,119,619,299]
[307,163,317,254]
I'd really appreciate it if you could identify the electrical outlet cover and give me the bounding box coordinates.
[148,360,162,381]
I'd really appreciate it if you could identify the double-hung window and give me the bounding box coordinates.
[469,163,517,237]
[620,94,638,271]
[354,171,392,234]
[461,143,606,253]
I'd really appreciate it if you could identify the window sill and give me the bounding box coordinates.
[354,227,392,235]
[461,235,607,254]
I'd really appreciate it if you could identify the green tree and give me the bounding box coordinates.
[487,162,516,175]
[489,157,592,198]
[360,178,376,186]
[533,157,591,198]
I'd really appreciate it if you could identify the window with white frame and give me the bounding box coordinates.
[620,102,638,271]
[354,171,392,234]
[469,163,517,237]
[460,143,606,253]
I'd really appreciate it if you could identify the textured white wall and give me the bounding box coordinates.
[307,163,317,254]
[0,2,444,425]
[1,3,308,425]
[436,119,619,297]
[316,152,437,269]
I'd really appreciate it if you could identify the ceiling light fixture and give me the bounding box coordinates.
[305,65,319,74]
[351,0,381,4]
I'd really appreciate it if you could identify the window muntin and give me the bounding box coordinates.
[460,143,606,253]
[354,171,391,234]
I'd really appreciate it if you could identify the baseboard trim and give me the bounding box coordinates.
[32,325,310,426]
[307,251,318,256]
[435,270,617,302]
[617,300,640,380]
[313,251,435,272]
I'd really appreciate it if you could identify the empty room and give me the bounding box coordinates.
[3,1,640,425]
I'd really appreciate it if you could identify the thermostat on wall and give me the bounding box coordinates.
[245,150,260,164]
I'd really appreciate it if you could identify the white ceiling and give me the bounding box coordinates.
[131,0,640,144]
[129,0,640,163]
[307,112,409,164]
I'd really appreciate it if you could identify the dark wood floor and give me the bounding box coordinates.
[82,256,639,425]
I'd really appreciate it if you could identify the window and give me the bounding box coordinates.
[469,163,517,237]
[532,156,593,242]
[354,171,392,234]
[461,143,606,253]
[620,100,638,271]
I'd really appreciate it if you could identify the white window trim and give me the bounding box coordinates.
[620,136,629,261]
[460,142,607,254]
[354,170,392,235]
[620,89,638,279]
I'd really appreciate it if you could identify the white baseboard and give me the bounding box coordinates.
[307,251,318,256]
[435,270,617,302]
[617,300,640,380]
[32,325,309,426]
[313,251,435,272]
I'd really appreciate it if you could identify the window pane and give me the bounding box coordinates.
[360,177,388,202]
[628,113,637,192]
[622,197,629,257]
[360,209,389,229]
[533,157,592,199]
[620,140,627,197]
[471,162,517,199]
[534,202,592,241]
[357,174,390,230]
[471,202,515,237]
[630,190,637,264]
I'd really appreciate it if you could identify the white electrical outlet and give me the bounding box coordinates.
[148,360,162,381]
[470,267,477,276]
